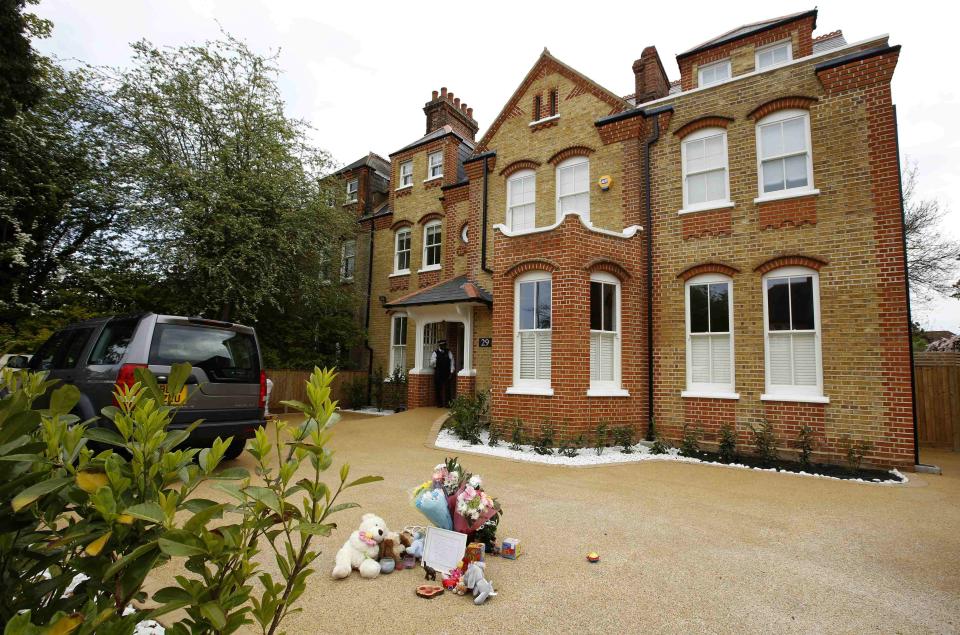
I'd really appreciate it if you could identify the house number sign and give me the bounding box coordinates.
[478,338,492,348]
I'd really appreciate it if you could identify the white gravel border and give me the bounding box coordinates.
[338,407,395,417]
[435,429,907,485]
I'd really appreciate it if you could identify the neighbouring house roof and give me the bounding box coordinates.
[623,80,681,106]
[384,275,492,308]
[925,330,957,343]
[391,125,476,157]
[358,200,391,222]
[336,152,391,178]
[677,9,818,59]
[812,30,847,54]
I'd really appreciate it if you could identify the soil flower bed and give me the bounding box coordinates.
[435,429,907,485]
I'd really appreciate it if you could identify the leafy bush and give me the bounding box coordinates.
[718,422,738,463]
[649,431,671,455]
[533,421,555,455]
[386,367,407,411]
[0,365,380,634]
[487,422,501,447]
[680,422,702,457]
[372,366,385,411]
[446,391,490,445]
[343,374,367,409]
[593,421,609,456]
[795,424,817,468]
[613,426,634,453]
[509,419,524,451]
[748,418,778,467]
[840,435,875,473]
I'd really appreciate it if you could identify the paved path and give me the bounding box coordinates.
[151,408,960,634]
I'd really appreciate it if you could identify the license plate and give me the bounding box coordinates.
[160,385,188,405]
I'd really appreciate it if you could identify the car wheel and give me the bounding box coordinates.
[223,438,246,460]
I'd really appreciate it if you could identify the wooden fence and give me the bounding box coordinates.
[914,352,960,450]
[266,369,368,413]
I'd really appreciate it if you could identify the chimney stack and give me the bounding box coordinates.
[632,46,670,105]
[423,87,480,140]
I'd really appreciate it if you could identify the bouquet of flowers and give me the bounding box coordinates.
[411,457,502,548]
[452,475,500,534]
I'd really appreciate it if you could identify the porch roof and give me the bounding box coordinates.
[384,275,492,308]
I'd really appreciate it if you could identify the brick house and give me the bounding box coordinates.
[340,10,915,469]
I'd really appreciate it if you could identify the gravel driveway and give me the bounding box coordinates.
[146,408,960,634]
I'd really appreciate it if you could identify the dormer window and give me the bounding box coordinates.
[399,161,413,188]
[346,178,358,203]
[427,151,443,180]
[756,41,792,71]
[697,59,731,87]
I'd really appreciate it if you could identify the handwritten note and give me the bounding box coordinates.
[422,527,467,574]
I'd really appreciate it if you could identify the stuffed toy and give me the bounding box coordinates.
[332,513,390,579]
[463,562,496,605]
[378,536,403,563]
[405,531,425,559]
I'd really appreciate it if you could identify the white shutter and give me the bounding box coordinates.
[710,334,731,384]
[590,333,599,381]
[519,332,536,380]
[536,331,551,381]
[792,333,817,386]
[768,332,792,385]
[690,335,711,384]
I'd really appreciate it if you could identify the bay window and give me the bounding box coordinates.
[684,274,736,397]
[511,272,552,392]
[507,170,536,231]
[589,273,622,393]
[762,267,825,401]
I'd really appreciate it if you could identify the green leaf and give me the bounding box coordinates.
[153,586,193,604]
[103,541,160,580]
[48,384,81,417]
[158,535,205,557]
[183,503,226,533]
[85,427,126,447]
[124,502,166,524]
[295,522,335,537]
[244,485,282,514]
[207,466,249,480]
[325,502,359,516]
[167,362,192,396]
[200,602,227,630]
[183,498,220,513]
[339,463,349,483]
[11,476,72,512]
[345,475,383,489]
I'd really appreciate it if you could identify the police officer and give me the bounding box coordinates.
[430,339,455,407]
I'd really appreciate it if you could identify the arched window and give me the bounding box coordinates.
[556,156,589,222]
[762,266,825,401]
[422,220,442,270]
[681,127,730,212]
[755,109,815,200]
[589,272,623,394]
[394,228,411,274]
[510,271,552,393]
[507,169,536,232]
[683,273,736,398]
[390,314,407,373]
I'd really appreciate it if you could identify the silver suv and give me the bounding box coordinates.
[28,314,266,459]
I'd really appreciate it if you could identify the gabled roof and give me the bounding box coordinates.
[358,200,391,223]
[391,125,476,157]
[337,152,391,177]
[812,30,847,54]
[473,48,632,153]
[384,275,492,308]
[677,9,818,59]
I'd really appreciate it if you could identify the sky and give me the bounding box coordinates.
[31,0,960,330]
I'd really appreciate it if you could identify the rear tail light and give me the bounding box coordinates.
[114,363,147,406]
[258,370,267,410]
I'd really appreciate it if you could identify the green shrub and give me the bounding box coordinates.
[343,374,367,409]
[796,424,817,468]
[446,391,490,445]
[509,419,524,451]
[840,435,874,474]
[487,422,501,447]
[649,431,671,455]
[386,366,407,411]
[680,422,702,457]
[748,418,778,467]
[372,366,385,411]
[593,421,609,456]
[613,426,635,453]
[718,422,738,463]
[533,421,555,455]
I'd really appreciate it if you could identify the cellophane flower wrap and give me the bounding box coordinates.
[413,486,453,530]
[452,475,499,533]
[413,458,502,539]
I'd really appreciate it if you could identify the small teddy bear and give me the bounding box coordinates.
[463,561,496,605]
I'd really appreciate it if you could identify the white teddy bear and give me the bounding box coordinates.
[331,513,394,579]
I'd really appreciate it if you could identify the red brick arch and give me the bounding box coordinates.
[417,212,444,226]
[747,96,818,121]
[585,258,633,280]
[499,159,541,178]
[673,116,734,139]
[502,258,559,279]
[753,255,827,274]
[390,219,413,231]
[677,262,740,281]
[547,145,595,166]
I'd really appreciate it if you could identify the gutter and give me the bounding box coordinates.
[363,216,375,404]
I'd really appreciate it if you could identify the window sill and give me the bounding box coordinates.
[409,368,434,375]
[417,265,441,273]
[677,201,735,215]
[754,188,819,205]
[423,175,443,184]
[528,114,560,127]
[457,368,476,377]
[681,390,740,400]
[587,387,630,397]
[395,184,413,191]
[760,393,830,404]
[390,270,410,277]
[505,386,554,396]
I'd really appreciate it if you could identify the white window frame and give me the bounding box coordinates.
[426,151,443,181]
[761,266,827,402]
[509,271,553,395]
[346,178,358,203]
[394,228,411,274]
[754,109,818,203]
[507,169,536,232]
[390,314,408,374]
[697,59,731,87]
[682,273,737,399]
[398,161,413,188]
[421,220,442,271]
[755,40,793,71]
[680,127,732,214]
[588,272,626,396]
[339,239,356,282]
[555,156,590,223]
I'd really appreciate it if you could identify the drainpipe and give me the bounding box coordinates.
[641,105,671,440]
[893,105,920,467]
[364,218,375,404]
[481,155,493,275]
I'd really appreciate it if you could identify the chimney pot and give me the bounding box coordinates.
[467,107,473,118]
[461,102,467,112]
[432,90,439,100]
[454,97,461,108]
[448,91,454,101]
[440,87,448,97]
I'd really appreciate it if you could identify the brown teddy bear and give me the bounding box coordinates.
[378,536,403,564]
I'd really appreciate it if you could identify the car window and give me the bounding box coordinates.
[29,330,72,370]
[61,328,94,369]
[149,324,259,383]
[88,318,138,365]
